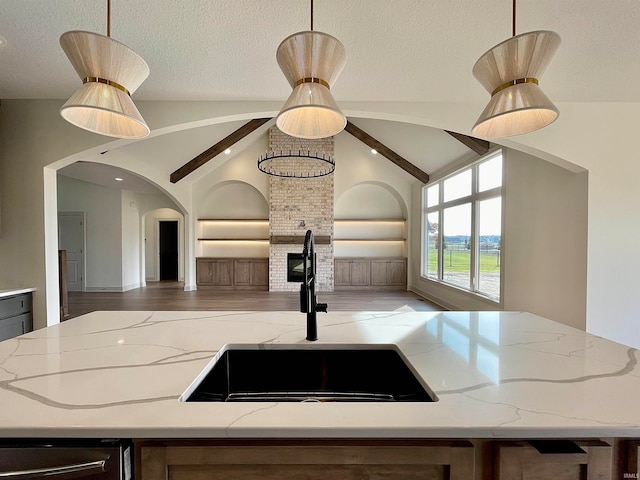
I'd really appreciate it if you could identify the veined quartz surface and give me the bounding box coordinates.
[0,310,638,438]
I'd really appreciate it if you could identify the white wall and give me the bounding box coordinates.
[57,175,123,291]
[121,190,141,291]
[502,150,588,330]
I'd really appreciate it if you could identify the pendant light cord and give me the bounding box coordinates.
[310,0,314,31]
[107,0,111,37]
[512,0,516,37]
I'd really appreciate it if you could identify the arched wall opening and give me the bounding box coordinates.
[39,106,588,333]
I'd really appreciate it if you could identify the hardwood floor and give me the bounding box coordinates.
[67,282,442,319]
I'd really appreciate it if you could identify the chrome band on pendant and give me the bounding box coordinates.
[294,77,330,89]
[83,77,130,96]
[491,77,539,97]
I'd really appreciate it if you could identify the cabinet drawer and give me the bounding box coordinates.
[0,294,32,320]
[0,313,32,342]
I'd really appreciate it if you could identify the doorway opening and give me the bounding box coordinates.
[58,212,86,292]
[159,220,179,281]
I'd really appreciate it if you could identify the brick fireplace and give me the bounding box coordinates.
[268,127,334,292]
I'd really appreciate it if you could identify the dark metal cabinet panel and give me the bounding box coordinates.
[0,313,31,342]
[0,293,33,342]
[0,293,31,319]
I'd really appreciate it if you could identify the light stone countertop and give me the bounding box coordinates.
[0,309,638,439]
[0,288,35,299]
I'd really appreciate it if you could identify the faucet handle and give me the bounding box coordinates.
[315,303,328,313]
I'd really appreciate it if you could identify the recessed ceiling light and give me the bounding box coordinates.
[224,148,231,155]
[371,149,378,155]
[0,36,7,48]
[115,177,124,182]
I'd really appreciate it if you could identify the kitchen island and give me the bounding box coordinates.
[0,309,639,478]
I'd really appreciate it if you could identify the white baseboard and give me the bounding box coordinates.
[407,286,455,311]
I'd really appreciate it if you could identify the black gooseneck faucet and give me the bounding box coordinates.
[300,230,328,341]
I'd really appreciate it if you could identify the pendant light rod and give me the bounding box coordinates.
[310,0,314,31]
[512,0,516,37]
[107,0,111,37]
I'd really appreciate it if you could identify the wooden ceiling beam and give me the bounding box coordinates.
[445,130,491,156]
[170,118,271,183]
[344,121,430,184]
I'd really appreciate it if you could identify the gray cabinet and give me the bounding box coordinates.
[371,259,407,286]
[335,258,407,290]
[0,293,33,342]
[196,258,268,290]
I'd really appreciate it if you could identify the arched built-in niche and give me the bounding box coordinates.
[198,181,269,219]
[334,182,407,258]
[197,181,269,258]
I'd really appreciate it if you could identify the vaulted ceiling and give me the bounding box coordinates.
[3,1,634,188]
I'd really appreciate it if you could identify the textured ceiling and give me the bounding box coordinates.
[1,0,637,103]
[5,1,635,189]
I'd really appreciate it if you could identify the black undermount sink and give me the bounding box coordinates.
[180,344,437,403]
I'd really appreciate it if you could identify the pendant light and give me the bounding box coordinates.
[59,0,150,138]
[275,0,347,139]
[472,0,561,138]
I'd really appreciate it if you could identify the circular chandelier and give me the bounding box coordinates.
[257,151,335,178]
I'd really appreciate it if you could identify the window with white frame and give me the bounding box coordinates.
[422,151,503,301]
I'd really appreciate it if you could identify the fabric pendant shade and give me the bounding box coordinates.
[60,30,150,138]
[472,30,561,138]
[276,31,347,139]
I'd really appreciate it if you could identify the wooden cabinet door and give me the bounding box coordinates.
[235,259,268,287]
[250,259,268,286]
[370,260,387,286]
[350,259,370,286]
[211,260,233,286]
[495,440,612,480]
[371,259,407,286]
[234,260,251,285]
[139,441,475,480]
[196,259,214,285]
[386,259,407,285]
[334,259,352,286]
